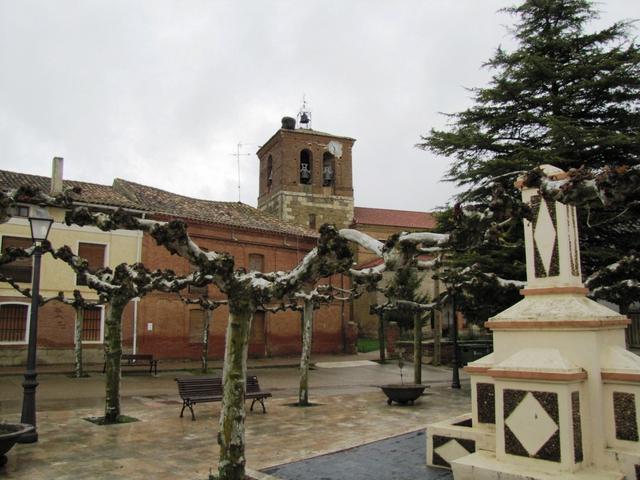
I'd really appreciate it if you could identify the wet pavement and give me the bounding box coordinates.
[0,354,470,479]
[264,430,453,480]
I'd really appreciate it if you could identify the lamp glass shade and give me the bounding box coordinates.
[29,207,53,242]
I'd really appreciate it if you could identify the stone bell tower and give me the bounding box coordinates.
[256,115,355,230]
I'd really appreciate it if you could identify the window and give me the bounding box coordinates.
[82,305,104,343]
[250,311,265,344]
[77,243,106,286]
[308,214,317,230]
[0,236,32,282]
[248,254,264,272]
[0,303,29,343]
[188,308,205,343]
[322,152,335,187]
[8,205,29,218]
[300,149,312,185]
[267,155,273,191]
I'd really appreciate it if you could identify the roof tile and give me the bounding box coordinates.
[352,206,436,229]
[0,169,141,209]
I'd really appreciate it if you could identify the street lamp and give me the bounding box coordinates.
[451,290,461,389]
[18,207,53,444]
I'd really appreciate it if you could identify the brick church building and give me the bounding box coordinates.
[0,115,435,365]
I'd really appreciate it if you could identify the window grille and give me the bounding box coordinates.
[0,304,28,343]
[82,306,103,342]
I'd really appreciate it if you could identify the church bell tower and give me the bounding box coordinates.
[256,113,355,230]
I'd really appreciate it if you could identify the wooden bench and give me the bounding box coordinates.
[175,375,272,421]
[103,353,158,375]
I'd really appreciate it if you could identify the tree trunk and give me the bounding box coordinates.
[217,295,253,480]
[413,311,423,385]
[432,276,441,366]
[433,309,441,366]
[377,311,386,364]
[104,298,127,423]
[74,307,84,378]
[202,308,212,373]
[298,298,314,406]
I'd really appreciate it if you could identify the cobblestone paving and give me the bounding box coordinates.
[264,430,453,480]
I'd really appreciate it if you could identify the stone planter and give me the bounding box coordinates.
[379,384,428,405]
[0,423,34,466]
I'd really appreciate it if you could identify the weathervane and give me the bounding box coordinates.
[297,95,312,129]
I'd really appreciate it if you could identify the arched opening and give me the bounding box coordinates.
[267,155,273,191]
[300,149,312,185]
[322,152,335,187]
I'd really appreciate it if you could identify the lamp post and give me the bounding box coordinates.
[451,289,461,389]
[18,207,53,444]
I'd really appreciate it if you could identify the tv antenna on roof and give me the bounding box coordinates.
[229,142,252,203]
[297,95,312,129]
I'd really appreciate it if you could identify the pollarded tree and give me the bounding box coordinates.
[1,242,107,380]
[342,229,447,384]
[3,275,102,378]
[64,207,354,480]
[50,245,195,423]
[419,0,640,314]
[181,295,227,373]
[293,284,360,406]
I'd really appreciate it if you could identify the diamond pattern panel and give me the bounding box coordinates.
[435,439,471,465]
[432,435,475,469]
[533,197,557,276]
[505,392,558,456]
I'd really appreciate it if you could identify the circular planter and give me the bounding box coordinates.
[379,384,428,405]
[0,423,34,467]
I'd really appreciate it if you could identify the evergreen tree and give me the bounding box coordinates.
[419,0,640,314]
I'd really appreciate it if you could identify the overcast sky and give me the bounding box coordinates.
[0,1,637,212]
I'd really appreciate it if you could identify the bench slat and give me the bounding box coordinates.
[175,375,271,420]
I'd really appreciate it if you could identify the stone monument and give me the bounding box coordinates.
[426,165,640,479]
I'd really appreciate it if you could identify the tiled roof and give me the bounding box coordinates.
[352,206,436,230]
[0,169,316,238]
[113,179,316,237]
[0,169,142,210]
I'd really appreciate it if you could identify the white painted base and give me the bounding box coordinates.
[426,413,495,468]
[603,447,640,480]
[452,451,624,480]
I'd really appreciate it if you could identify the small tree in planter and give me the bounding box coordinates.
[181,295,227,373]
[343,229,447,384]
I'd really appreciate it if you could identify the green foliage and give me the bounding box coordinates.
[357,338,380,353]
[586,253,640,312]
[383,268,429,332]
[419,0,640,312]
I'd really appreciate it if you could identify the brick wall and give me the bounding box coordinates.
[137,219,354,360]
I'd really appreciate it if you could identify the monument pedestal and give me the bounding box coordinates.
[426,166,640,479]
